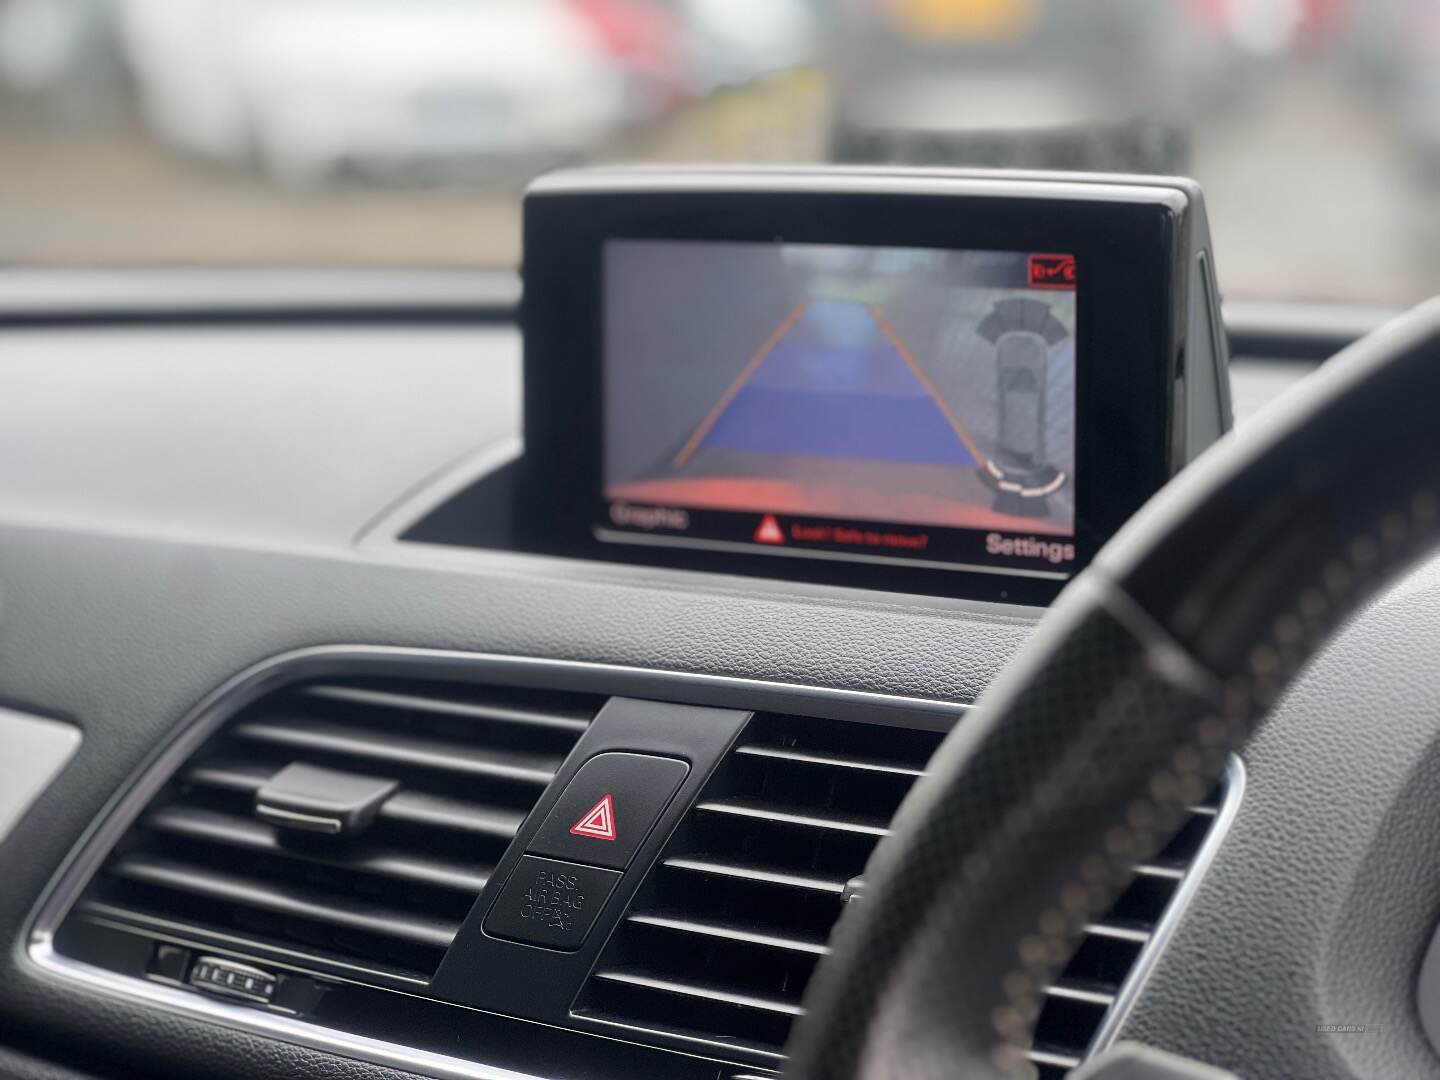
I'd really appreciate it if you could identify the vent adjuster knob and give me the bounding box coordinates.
[254,762,397,836]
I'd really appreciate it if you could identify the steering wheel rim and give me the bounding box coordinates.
[785,299,1440,1079]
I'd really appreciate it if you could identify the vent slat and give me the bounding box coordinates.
[626,913,831,957]
[182,761,273,792]
[591,971,805,1017]
[302,684,591,733]
[693,799,890,837]
[732,744,925,777]
[230,718,560,785]
[661,856,848,895]
[1083,922,1152,944]
[380,791,527,839]
[1044,981,1119,1007]
[144,805,491,893]
[107,853,460,950]
[1027,1049,1084,1070]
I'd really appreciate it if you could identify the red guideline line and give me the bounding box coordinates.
[671,300,810,469]
[866,303,985,465]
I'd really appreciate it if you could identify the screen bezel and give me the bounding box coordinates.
[521,175,1183,606]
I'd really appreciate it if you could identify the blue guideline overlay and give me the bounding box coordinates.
[699,299,976,467]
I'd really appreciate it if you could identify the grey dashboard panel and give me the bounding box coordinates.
[1117,556,1440,1079]
[14,510,1440,1080]
[1,324,518,546]
[0,300,1414,1080]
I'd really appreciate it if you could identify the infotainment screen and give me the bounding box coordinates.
[514,167,1227,605]
[598,239,1078,579]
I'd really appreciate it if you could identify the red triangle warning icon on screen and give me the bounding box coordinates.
[569,793,617,841]
[754,515,785,545]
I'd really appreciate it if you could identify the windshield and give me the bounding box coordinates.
[1,0,1435,305]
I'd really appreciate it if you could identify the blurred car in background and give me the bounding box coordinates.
[0,0,125,123]
[564,0,689,123]
[820,0,1253,172]
[1390,0,1440,183]
[119,0,629,184]
[1324,0,1440,185]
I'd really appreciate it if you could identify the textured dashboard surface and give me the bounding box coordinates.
[0,320,1391,1080]
[0,325,518,545]
[0,1044,99,1080]
[1119,558,1440,1078]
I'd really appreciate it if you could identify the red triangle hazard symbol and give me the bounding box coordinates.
[754,515,785,545]
[569,793,617,841]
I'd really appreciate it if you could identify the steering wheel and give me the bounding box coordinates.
[784,300,1440,1079]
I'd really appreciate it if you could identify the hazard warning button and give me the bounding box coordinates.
[526,752,688,871]
[570,793,617,840]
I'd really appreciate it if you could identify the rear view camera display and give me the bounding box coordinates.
[598,239,1078,578]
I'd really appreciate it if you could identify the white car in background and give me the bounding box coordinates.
[119,0,628,184]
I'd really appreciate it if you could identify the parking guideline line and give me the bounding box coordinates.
[671,299,810,469]
[866,303,985,465]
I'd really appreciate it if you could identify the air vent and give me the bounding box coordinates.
[576,714,1232,1072]
[574,712,945,1058]
[71,678,601,984]
[1024,782,1229,1078]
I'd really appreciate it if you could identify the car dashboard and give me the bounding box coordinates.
[2,267,1438,1080]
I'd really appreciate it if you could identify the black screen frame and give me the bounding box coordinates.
[521,173,1187,606]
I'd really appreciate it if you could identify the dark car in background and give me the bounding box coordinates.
[820,0,1219,170]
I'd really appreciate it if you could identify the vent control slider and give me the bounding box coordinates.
[253,762,398,836]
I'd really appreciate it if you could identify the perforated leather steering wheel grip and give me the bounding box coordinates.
[786,299,1440,1079]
